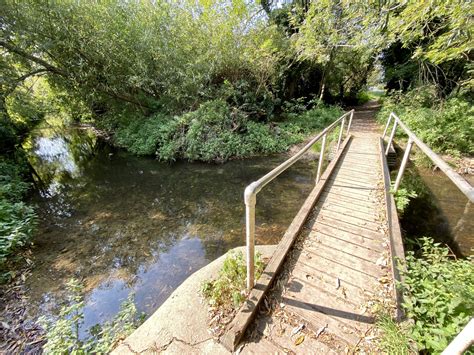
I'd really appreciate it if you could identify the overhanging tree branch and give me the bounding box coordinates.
[0,40,67,77]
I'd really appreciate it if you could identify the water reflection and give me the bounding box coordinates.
[401,166,473,256]
[25,124,318,333]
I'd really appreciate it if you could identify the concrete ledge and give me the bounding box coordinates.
[112,245,277,354]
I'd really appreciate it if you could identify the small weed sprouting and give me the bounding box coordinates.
[201,251,265,310]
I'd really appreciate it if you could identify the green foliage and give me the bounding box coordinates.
[399,237,474,353]
[378,88,474,155]
[376,313,414,355]
[115,100,343,162]
[201,251,265,310]
[392,187,418,215]
[0,158,36,279]
[40,279,142,354]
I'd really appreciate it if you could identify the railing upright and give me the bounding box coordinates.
[383,112,474,202]
[336,116,345,152]
[316,133,327,184]
[393,137,413,192]
[346,110,354,135]
[385,118,398,156]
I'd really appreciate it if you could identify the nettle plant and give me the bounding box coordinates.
[399,237,474,353]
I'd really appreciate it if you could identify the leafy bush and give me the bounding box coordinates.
[0,200,36,268]
[40,279,143,354]
[201,251,265,310]
[399,237,474,353]
[392,187,418,214]
[115,100,343,162]
[378,88,474,155]
[0,158,36,279]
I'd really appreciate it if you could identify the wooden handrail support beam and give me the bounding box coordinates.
[384,112,474,203]
[220,136,353,351]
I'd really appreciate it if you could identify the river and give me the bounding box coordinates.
[23,122,473,337]
[24,123,317,335]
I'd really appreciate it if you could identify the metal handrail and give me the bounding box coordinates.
[383,112,474,202]
[244,109,354,290]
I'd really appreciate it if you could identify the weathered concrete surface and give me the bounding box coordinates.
[112,245,277,354]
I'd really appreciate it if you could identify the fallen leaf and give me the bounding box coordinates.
[294,334,305,346]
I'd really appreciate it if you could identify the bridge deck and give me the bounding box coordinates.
[242,106,395,353]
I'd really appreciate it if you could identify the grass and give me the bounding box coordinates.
[376,313,414,354]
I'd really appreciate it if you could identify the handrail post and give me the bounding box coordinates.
[244,185,257,291]
[346,110,354,136]
[385,118,398,156]
[382,113,393,139]
[336,116,346,151]
[316,133,327,184]
[393,137,414,192]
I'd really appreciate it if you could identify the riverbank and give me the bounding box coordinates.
[112,245,276,354]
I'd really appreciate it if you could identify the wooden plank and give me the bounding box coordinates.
[314,217,385,241]
[331,171,379,184]
[285,276,367,318]
[251,318,340,354]
[282,300,362,346]
[291,263,370,304]
[330,177,381,190]
[319,199,379,217]
[319,191,379,209]
[322,188,375,201]
[296,250,378,288]
[282,290,373,336]
[316,209,384,232]
[312,223,385,252]
[308,230,383,261]
[327,181,380,193]
[331,166,378,175]
[303,242,384,279]
[320,202,380,221]
[220,136,353,351]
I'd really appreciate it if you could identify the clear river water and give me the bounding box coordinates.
[23,122,473,337]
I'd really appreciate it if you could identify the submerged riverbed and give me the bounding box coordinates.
[22,122,473,337]
[24,123,318,335]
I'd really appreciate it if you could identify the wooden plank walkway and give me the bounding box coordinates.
[241,104,395,353]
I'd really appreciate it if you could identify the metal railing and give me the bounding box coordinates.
[383,112,474,202]
[244,109,354,290]
[383,112,474,354]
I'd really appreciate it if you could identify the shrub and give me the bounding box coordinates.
[0,158,36,280]
[377,88,474,155]
[115,100,343,162]
[399,237,474,353]
[392,186,418,214]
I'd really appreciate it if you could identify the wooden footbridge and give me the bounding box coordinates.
[221,104,474,353]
